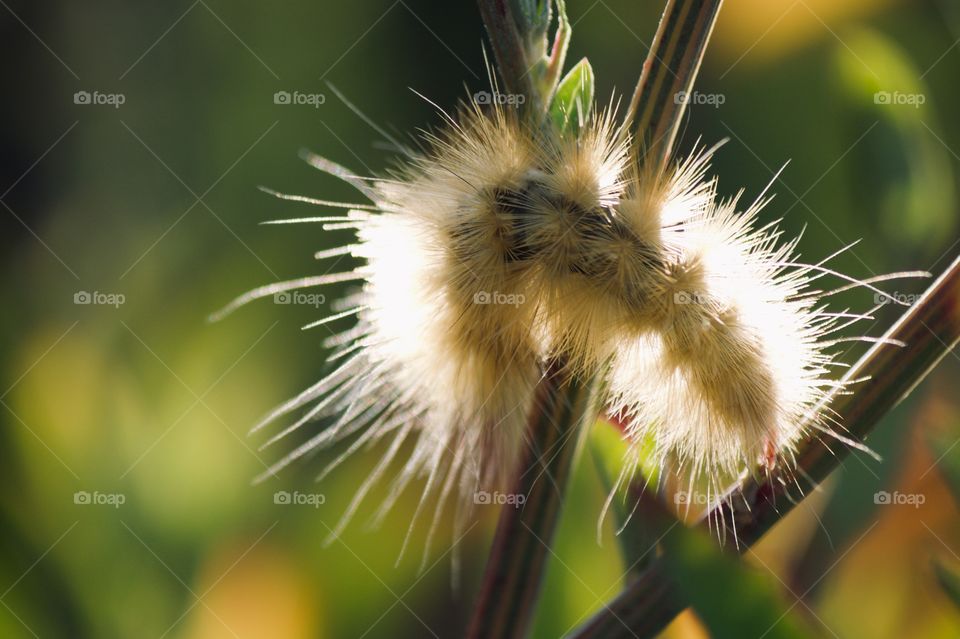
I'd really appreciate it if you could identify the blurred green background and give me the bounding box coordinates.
[2,0,959,637]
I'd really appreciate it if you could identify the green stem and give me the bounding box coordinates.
[585,0,724,585]
[628,0,723,167]
[466,363,596,639]
[571,253,960,638]
[571,0,726,632]
[469,4,593,638]
[477,0,539,111]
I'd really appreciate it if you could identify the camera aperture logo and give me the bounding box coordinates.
[74,290,126,308]
[473,91,526,108]
[874,490,925,508]
[873,91,925,108]
[274,291,326,308]
[874,292,921,306]
[473,291,525,307]
[273,90,326,108]
[674,90,725,108]
[74,90,126,109]
[74,491,126,508]
[274,490,326,508]
[672,290,710,305]
[473,491,526,508]
[673,491,711,505]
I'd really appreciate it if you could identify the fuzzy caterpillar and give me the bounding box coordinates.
[215,103,556,556]
[216,93,916,552]
[516,138,888,494]
[606,188,840,491]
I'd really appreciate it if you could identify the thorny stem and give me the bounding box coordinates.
[571,253,960,638]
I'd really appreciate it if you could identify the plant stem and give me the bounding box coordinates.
[466,362,595,639]
[586,0,724,585]
[571,253,960,639]
[477,0,539,110]
[470,4,594,638]
[627,0,723,167]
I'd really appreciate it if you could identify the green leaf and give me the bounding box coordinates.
[590,420,667,575]
[589,418,630,483]
[549,57,594,136]
[832,28,956,253]
[928,428,960,506]
[933,559,960,609]
[662,527,818,639]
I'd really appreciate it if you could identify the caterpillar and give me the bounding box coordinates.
[214,90,917,555]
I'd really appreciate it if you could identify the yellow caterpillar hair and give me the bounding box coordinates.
[214,88,917,553]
